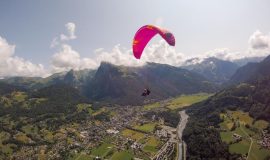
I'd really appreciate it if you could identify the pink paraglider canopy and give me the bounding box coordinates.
[132,25,175,59]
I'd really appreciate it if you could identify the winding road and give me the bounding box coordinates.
[177,110,189,160]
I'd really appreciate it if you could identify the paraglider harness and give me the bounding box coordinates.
[141,88,151,96]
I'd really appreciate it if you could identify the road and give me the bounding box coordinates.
[240,124,253,160]
[177,110,189,160]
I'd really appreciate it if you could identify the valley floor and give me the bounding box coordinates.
[0,93,210,160]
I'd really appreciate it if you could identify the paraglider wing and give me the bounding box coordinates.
[132,25,175,59]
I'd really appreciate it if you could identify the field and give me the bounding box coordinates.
[41,129,54,143]
[74,154,93,160]
[220,131,233,143]
[219,110,270,159]
[249,143,270,160]
[73,142,134,160]
[166,93,212,110]
[76,103,93,115]
[0,131,13,157]
[122,129,145,141]
[22,124,39,135]
[14,132,31,143]
[229,110,253,125]
[143,102,161,110]
[254,120,269,130]
[121,128,161,158]
[111,151,134,160]
[143,136,161,154]
[134,123,157,133]
[143,93,212,111]
[92,108,106,116]
[229,139,250,154]
[11,91,28,102]
[91,143,113,157]
[69,152,94,160]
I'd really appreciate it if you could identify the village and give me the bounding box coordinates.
[7,104,181,160]
[259,130,270,150]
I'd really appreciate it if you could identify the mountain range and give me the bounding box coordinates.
[83,62,217,104]
[183,57,239,83]
[0,56,267,105]
[1,62,217,105]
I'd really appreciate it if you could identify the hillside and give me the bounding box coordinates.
[183,55,270,159]
[230,55,270,84]
[0,84,88,118]
[0,82,24,95]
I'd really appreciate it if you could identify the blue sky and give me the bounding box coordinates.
[0,0,270,77]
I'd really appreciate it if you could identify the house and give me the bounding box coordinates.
[131,142,142,149]
[156,129,168,138]
[106,129,119,134]
[232,133,242,141]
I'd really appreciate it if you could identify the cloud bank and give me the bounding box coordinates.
[51,44,96,73]
[50,40,186,73]
[0,36,47,77]
[187,30,270,64]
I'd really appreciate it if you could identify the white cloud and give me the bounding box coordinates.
[248,30,270,50]
[1,57,47,77]
[92,31,269,68]
[50,40,186,73]
[60,22,77,41]
[51,44,96,73]
[182,48,242,65]
[92,40,186,67]
[187,31,270,64]
[0,36,47,77]
[93,45,144,67]
[140,40,185,66]
[50,44,141,73]
[51,44,80,69]
[200,48,243,61]
[50,37,59,48]
[193,47,269,64]
[0,36,15,62]
[50,22,77,48]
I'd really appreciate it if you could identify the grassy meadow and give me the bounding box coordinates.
[166,93,212,110]
[219,110,270,159]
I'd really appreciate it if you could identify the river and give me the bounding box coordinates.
[177,110,189,160]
